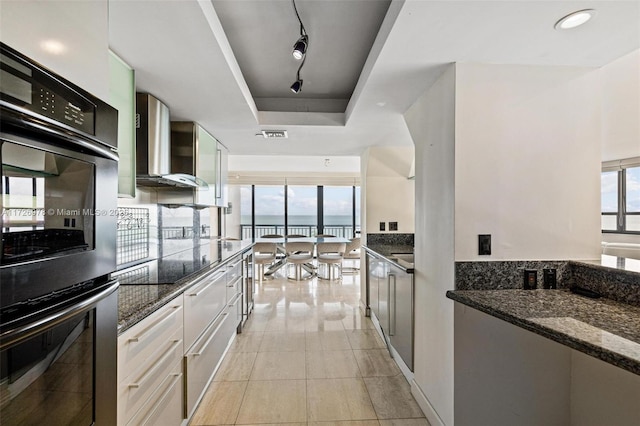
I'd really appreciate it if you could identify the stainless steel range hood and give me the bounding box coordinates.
[135,93,201,188]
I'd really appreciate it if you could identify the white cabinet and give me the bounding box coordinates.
[183,267,227,350]
[184,294,240,417]
[183,254,244,418]
[118,296,184,426]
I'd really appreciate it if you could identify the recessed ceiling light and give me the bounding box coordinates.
[554,9,595,30]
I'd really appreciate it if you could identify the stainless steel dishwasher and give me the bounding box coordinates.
[365,248,414,372]
[386,261,413,370]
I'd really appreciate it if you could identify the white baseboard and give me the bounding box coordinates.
[410,380,446,426]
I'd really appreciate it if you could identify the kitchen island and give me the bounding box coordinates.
[448,257,640,426]
[112,239,254,425]
[114,239,253,332]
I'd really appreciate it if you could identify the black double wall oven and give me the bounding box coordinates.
[0,43,119,425]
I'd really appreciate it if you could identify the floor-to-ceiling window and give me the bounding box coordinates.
[253,185,285,237]
[238,184,360,239]
[239,185,253,239]
[323,186,355,237]
[287,185,318,236]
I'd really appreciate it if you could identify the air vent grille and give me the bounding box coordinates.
[261,130,288,139]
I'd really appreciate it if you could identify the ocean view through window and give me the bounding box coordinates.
[239,185,360,239]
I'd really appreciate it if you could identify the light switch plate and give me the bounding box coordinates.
[379,222,385,231]
[478,234,491,255]
[389,222,398,231]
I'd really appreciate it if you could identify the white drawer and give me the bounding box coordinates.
[118,326,183,425]
[118,296,184,383]
[126,358,183,426]
[183,268,227,350]
[226,275,242,301]
[226,256,243,284]
[185,296,240,417]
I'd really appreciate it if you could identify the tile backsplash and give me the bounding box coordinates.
[455,259,640,307]
[366,233,414,246]
[455,260,571,290]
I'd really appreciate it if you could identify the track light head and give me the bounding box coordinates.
[292,35,308,60]
[290,79,303,94]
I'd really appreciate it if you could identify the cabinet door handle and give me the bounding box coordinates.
[187,271,225,296]
[129,339,182,388]
[128,305,181,343]
[388,273,396,336]
[391,274,397,336]
[189,313,228,357]
[131,373,183,426]
[228,293,241,307]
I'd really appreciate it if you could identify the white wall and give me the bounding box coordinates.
[455,63,602,261]
[404,65,456,426]
[364,146,415,234]
[600,49,640,162]
[1,0,110,100]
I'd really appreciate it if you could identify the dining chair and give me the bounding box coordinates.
[316,242,347,280]
[253,242,277,283]
[260,234,286,259]
[342,237,361,273]
[285,241,315,280]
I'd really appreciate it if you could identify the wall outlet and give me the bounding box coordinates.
[389,221,398,231]
[478,234,491,255]
[379,222,385,231]
[543,268,557,289]
[523,269,537,290]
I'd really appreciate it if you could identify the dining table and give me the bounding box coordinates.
[254,236,352,277]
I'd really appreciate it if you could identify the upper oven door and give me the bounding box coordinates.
[0,134,118,308]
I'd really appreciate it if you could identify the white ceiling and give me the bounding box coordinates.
[108,0,640,157]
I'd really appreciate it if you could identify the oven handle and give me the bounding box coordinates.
[1,105,119,161]
[0,280,119,350]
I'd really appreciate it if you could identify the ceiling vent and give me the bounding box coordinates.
[261,130,288,139]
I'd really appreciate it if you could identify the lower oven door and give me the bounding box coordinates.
[0,280,118,425]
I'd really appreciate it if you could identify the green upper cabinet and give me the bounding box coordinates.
[109,50,136,198]
[195,124,218,186]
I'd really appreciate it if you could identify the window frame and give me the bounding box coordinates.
[601,162,640,235]
[240,184,360,239]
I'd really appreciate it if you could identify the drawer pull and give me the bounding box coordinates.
[129,305,181,343]
[128,373,183,426]
[129,339,182,389]
[187,272,225,297]
[190,313,228,357]
[228,293,242,307]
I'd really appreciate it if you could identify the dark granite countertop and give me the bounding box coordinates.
[363,244,414,272]
[113,239,254,333]
[446,289,640,376]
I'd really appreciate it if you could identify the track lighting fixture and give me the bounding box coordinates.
[292,35,308,60]
[290,0,308,94]
[290,79,303,93]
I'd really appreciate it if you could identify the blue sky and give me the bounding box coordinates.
[601,167,640,212]
[240,185,358,217]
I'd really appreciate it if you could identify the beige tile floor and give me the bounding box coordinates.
[190,272,430,426]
